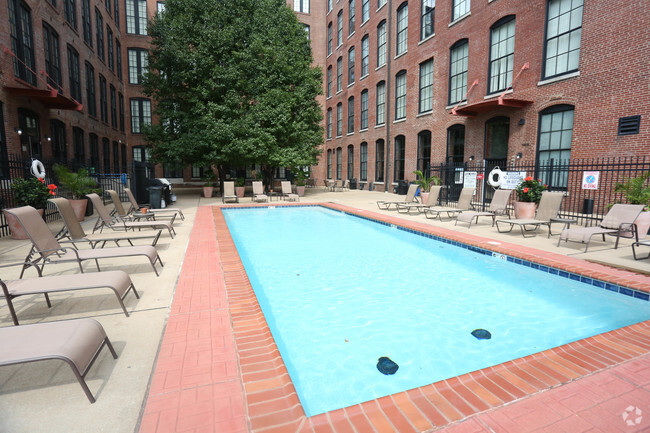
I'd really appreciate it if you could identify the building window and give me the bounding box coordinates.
[361,36,369,77]
[121,143,127,168]
[8,0,36,85]
[293,0,309,13]
[421,0,434,40]
[64,0,77,29]
[43,23,62,88]
[156,1,164,13]
[328,0,333,12]
[110,85,117,128]
[103,137,111,171]
[376,81,385,125]
[113,141,120,170]
[394,135,405,181]
[116,40,122,79]
[375,139,384,181]
[347,97,355,134]
[73,127,85,162]
[489,16,515,94]
[327,149,332,178]
[336,57,343,92]
[107,26,114,71]
[327,22,333,55]
[396,3,408,55]
[99,74,108,123]
[85,61,96,117]
[377,20,387,67]
[537,105,574,188]
[96,9,104,61]
[378,0,386,8]
[304,24,310,39]
[89,133,99,167]
[67,45,82,103]
[360,90,368,130]
[130,98,151,133]
[118,92,125,131]
[360,142,368,181]
[82,0,92,46]
[327,108,332,139]
[128,48,148,84]
[337,10,343,46]
[347,145,354,179]
[336,147,342,179]
[447,124,465,163]
[326,66,332,97]
[348,47,355,84]
[114,0,120,28]
[452,0,469,21]
[543,0,582,79]
[419,58,434,113]
[348,0,355,34]
[362,0,369,23]
[336,103,343,136]
[132,146,151,162]
[126,0,147,35]
[449,39,468,105]
[50,120,67,161]
[395,70,407,120]
[417,130,431,175]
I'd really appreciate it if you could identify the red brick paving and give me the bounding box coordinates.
[139,204,650,433]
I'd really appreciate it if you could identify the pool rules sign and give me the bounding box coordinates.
[582,171,600,190]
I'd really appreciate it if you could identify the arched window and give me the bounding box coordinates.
[396,2,408,55]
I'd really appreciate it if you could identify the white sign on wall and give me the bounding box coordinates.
[501,171,527,189]
[582,171,600,190]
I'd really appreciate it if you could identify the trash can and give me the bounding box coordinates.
[350,178,358,189]
[582,198,594,214]
[397,180,409,195]
[147,186,163,209]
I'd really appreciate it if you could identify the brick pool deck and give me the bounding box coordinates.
[138,204,650,433]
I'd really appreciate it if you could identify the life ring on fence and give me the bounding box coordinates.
[487,166,504,188]
[30,159,46,179]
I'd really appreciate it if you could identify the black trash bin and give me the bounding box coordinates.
[582,198,594,214]
[350,178,358,189]
[397,180,409,195]
[147,186,163,209]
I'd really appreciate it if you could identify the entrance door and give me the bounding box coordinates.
[445,124,465,201]
[18,109,41,158]
[484,116,509,201]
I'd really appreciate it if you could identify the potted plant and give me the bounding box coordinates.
[412,170,441,203]
[202,171,217,198]
[293,168,308,197]
[3,177,57,239]
[53,165,100,221]
[235,177,246,198]
[513,176,547,218]
[614,171,650,238]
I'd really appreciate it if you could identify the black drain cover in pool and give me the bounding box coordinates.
[471,329,492,340]
[377,356,399,375]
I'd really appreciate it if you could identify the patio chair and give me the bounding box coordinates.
[396,186,443,215]
[423,188,475,220]
[4,206,164,277]
[281,181,299,201]
[494,191,565,237]
[107,190,179,225]
[51,197,162,248]
[124,188,184,220]
[558,204,645,251]
[456,189,513,228]
[1,262,137,325]
[222,181,238,203]
[252,181,268,202]
[87,193,175,238]
[632,239,650,260]
[377,184,419,210]
[0,318,117,403]
[338,180,350,191]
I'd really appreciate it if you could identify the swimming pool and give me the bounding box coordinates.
[223,206,650,416]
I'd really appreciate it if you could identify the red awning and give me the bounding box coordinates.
[451,97,532,117]
[3,86,83,111]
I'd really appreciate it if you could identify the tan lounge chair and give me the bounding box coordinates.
[495,191,565,237]
[377,184,419,210]
[396,186,442,214]
[423,187,475,220]
[558,203,645,251]
[51,197,162,247]
[4,206,164,277]
[456,188,513,228]
[0,318,117,403]
[88,193,175,238]
[107,190,178,225]
[124,187,184,220]
[632,239,650,260]
[252,181,268,202]
[222,181,238,203]
[281,181,299,201]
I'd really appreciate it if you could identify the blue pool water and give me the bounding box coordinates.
[223,206,650,416]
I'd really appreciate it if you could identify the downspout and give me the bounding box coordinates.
[384,0,393,192]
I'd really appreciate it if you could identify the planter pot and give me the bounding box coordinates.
[69,198,88,221]
[3,208,44,240]
[632,211,650,239]
[513,201,537,219]
[202,186,214,198]
[420,192,429,204]
[296,185,306,197]
[235,186,246,198]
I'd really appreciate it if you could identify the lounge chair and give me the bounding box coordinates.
[423,187,475,220]
[377,184,419,210]
[107,190,178,225]
[124,188,184,220]
[4,206,164,277]
[51,197,162,248]
[222,181,238,203]
[396,186,442,215]
[252,181,268,202]
[495,191,565,237]
[558,204,645,251]
[337,179,350,191]
[632,239,650,260]
[87,193,175,238]
[456,189,513,228]
[1,263,137,325]
[0,318,117,403]
[281,181,299,201]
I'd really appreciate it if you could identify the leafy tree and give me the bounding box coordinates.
[143,0,323,187]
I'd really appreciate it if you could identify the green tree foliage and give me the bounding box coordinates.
[143,0,323,180]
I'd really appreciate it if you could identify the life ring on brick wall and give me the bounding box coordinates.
[30,159,46,179]
[487,166,504,188]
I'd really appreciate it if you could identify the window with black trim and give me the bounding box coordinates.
[396,2,408,55]
[73,127,85,162]
[82,0,92,46]
[96,9,104,61]
[394,135,405,181]
[130,98,151,133]
[116,40,122,79]
[102,137,111,171]
[85,62,96,117]
[293,0,309,13]
[419,58,433,113]
[327,108,332,139]
[337,10,343,46]
[489,16,515,94]
[327,22,333,55]
[377,20,386,67]
[107,26,114,71]
[347,96,355,133]
[361,36,369,77]
[118,92,125,131]
[347,145,354,179]
[336,56,343,92]
[99,74,108,123]
[64,0,77,29]
[50,120,67,161]
[417,130,431,175]
[336,147,342,179]
[89,133,99,167]
[113,141,120,170]
[8,0,36,85]
[348,47,355,84]
[543,0,582,79]
[43,23,62,87]
[421,0,434,40]
[360,142,368,181]
[537,104,574,188]
[327,149,332,178]
[362,0,369,23]
[348,0,355,34]
[451,0,469,22]
[448,39,468,105]
[328,0,333,12]
[121,143,127,168]
[395,70,406,120]
[376,81,385,125]
[110,85,117,128]
[126,0,147,35]
[360,90,368,130]
[128,48,148,84]
[67,45,82,102]
[327,66,332,97]
[336,102,343,136]
[114,0,120,28]
[375,139,384,181]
